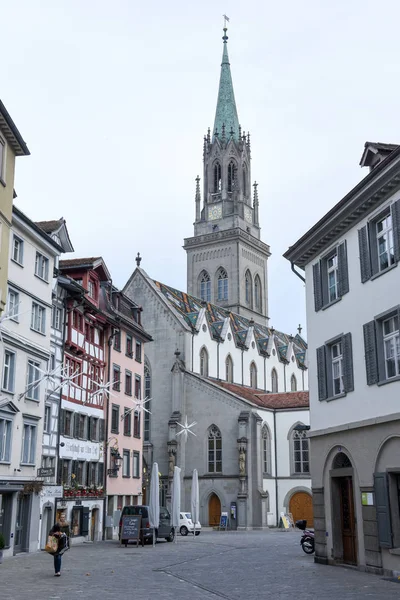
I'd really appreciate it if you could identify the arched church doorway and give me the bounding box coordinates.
[208,493,221,527]
[289,492,314,527]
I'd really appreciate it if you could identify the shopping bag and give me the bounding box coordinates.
[45,535,58,554]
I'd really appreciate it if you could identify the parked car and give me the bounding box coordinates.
[119,505,175,544]
[179,512,201,536]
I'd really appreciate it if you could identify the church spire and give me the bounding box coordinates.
[213,27,240,141]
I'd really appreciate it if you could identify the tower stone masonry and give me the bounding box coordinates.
[184,27,270,324]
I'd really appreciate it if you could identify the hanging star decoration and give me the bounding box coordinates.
[88,378,119,404]
[52,365,83,395]
[120,396,152,420]
[0,302,28,345]
[18,364,63,401]
[176,416,197,443]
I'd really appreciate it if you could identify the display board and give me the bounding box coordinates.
[280,512,294,530]
[120,515,143,547]
[219,512,228,530]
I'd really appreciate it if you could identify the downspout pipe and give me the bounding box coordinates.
[291,262,305,283]
[273,409,279,527]
[102,331,113,540]
[56,296,69,487]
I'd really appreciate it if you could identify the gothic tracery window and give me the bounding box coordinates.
[245,270,253,306]
[243,164,247,196]
[250,362,257,389]
[225,355,233,383]
[227,160,236,192]
[254,275,262,311]
[291,373,297,392]
[292,428,309,474]
[208,425,222,473]
[200,347,209,377]
[217,267,228,301]
[271,368,278,393]
[262,424,271,474]
[213,162,221,193]
[199,270,211,302]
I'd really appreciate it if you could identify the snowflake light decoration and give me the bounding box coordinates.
[88,379,119,404]
[176,416,197,443]
[18,364,63,401]
[0,302,28,344]
[121,396,152,420]
[52,365,83,395]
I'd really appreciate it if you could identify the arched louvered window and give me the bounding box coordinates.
[225,355,233,383]
[245,270,253,306]
[200,347,209,377]
[144,360,151,441]
[199,271,211,302]
[291,374,297,392]
[217,267,228,301]
[271,368,278,393]
[208,425,222,473]
[243,164,247,196]
[213,162,221,193]
[250,362,258,389]
[254,275,262,310]
[227,160,236,192]
[262,424,271,474]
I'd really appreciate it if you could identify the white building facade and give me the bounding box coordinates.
[285,142,400,576]
[0,206,62,557]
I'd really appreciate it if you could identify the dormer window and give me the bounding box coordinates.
[227,161,236,192]
[88,279,96,299]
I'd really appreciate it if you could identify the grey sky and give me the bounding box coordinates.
[2,0,400,336]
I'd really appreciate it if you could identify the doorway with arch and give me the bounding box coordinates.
[208,493,221,527]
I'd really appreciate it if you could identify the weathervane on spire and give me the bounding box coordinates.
[222,14,229,42]
[223,14,230,28]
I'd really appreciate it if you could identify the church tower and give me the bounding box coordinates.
[184,27,270,323]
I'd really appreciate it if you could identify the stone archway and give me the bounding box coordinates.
[208,493,221,527]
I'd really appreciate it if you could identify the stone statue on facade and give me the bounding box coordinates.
[239,449,246,476]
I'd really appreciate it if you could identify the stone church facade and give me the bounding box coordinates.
[123,27,311,528]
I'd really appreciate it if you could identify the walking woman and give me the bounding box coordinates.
[49,515,70,576]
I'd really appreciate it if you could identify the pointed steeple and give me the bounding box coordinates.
[213,27,240,141]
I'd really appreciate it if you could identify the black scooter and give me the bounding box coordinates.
[295,519,315,554]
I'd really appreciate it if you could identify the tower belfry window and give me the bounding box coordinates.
[254,275,262,310]
[200,271,211,302]
[243,164,247,196]
[245,270,253,307]
[213,163,222,193]
[217,268,228,301]
[228,161,236,193]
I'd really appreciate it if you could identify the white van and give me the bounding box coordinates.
[179,512,201,536]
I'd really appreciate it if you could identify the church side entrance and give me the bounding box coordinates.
[208,493,221,527]
[289,492,314,527]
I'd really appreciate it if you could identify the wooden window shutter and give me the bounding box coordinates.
[74,413,80,438]
[313,262,323,311]
[88,416,93,441]
[316,345,328,400]
[337,241,349,296]
[358,226,372,283]
[99,419,105,442]
[363,320,379,385]
[374,473,393,548]
[342,332,354,392]
[59,409,65,435]
[391,199,400,263]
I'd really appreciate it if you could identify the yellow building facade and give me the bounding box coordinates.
[0,101,30,314]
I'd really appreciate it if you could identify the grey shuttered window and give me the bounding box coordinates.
[392,199,400,262]
[74,413,80,438]
[99,418,105,442]
[97,462,104,487]
[316,345,327,401]
[374,472,393,548]
[313,263,323,311]
[358,226,372,283]
[313,241,349,312]
[363,320,379,385]
[342,332,354,393]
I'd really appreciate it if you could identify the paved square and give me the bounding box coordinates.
[1,530,399,600]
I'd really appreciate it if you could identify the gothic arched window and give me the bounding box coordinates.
[144,359,151,441]
[200,347,209,377]
[199,270,211,302]
[262,424,271,474]
[242,164,247,196]
[254,275,262,310]
[213,162,221,193]
[250,362,258,389]
[245,270,253,306]
[291,426,309,474]
[217,267,228,301]
[291,374,297,392]
[271,368,278,393]
[208,425,222,473]
[225,355,233,383]
[227,160,236,192]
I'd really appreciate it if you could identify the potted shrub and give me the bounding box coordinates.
[0,533,5,564]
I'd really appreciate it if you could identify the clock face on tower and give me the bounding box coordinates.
[244,207,252,223]
[208,205,222,221]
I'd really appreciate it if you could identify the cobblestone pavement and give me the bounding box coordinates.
[2,530,400,600]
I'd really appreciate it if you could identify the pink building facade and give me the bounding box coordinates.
[100,285,152,539]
